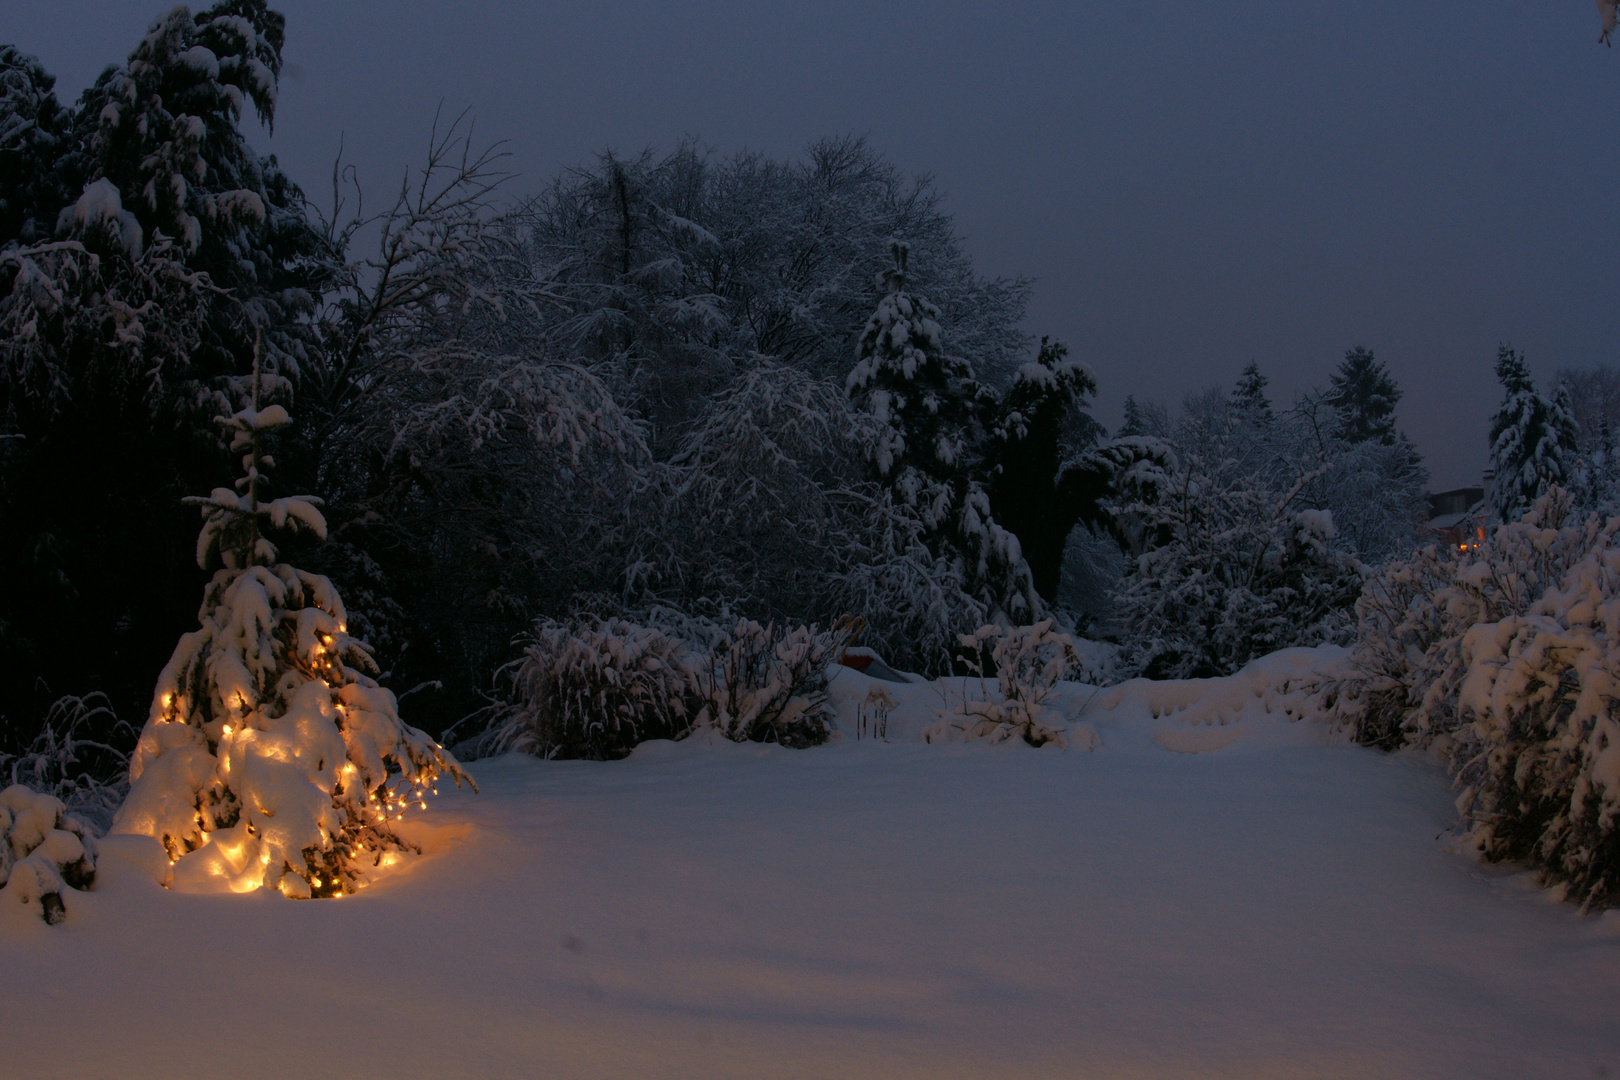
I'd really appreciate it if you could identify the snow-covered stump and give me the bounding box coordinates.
[0,785,98,924]
[112,383,473,899]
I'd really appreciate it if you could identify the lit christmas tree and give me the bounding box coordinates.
[112,355,473,898]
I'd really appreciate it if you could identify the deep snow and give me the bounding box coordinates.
[3,650,1618,1079]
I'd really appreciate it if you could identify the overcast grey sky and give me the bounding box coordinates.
[10,1,1619,487]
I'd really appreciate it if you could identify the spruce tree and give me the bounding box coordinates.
[1230,362,1273,422]
[0,46,70,246]
[847,241,1036,621]
[1488,346,1579,521]
[113,359,472,898]
[1326,347,1401,445]
[1118,395,1147,437]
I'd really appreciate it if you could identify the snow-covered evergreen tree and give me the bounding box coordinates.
[1,3,333,754]
[0,47,70,246]
[1489,346,1578,521]
[0,784,98,924]
[1325,347,1401,445]
[113,374,472,898]
[848,241,1037,623]
[1230,361,1273,423]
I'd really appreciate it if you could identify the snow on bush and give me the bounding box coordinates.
[475,614,837,757]
[479,617,698,760]
[926,620,1090,749]
[1318,491,1597,750]
[693,620,835,749]
[1114,472,1363,680]
[1,693,130,831]
[0,784,97,924]
[112,388,472,899]
[1320,490,1620,907]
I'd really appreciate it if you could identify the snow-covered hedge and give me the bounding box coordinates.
[1321,490,1620,907]
[480,618,697,760]
[0,784,97,924]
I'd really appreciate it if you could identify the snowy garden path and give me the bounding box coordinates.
[4,669,1619,1079]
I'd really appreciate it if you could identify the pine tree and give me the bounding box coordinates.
[1489,346,1578,521]
[1230,362,1273,422]
[847,240,1036,621]
[112,358,472,898]
[1118,395,1147,437]
[1325,347,1401,445]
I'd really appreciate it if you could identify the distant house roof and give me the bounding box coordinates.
[1428,486,1485,521]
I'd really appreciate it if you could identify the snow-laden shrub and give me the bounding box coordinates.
[926,620,1084,748]
[1318,490,1596,750]
[1115,485,1364,680]
[694,620,834,748]
[1449,561,1620,908]
[480,618,698,760]
[114,392,473,899]
[0,784,97,924]
[2,693,130,831]
[1319,490,1620,907]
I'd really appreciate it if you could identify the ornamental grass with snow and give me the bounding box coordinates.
[112,379,473,899]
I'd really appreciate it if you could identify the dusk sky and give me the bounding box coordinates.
[11,1,1619,488]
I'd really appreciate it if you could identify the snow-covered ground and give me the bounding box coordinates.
[5,650,1619,1079]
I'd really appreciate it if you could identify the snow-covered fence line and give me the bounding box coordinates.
[1317,489,1620,909]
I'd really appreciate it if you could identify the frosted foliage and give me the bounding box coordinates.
[844,245,1039,625]
[114,400,472,899]
[1,694,129,830]
[1112,452,1363,680]
[847,246,980,486]
[64,179,143,258]
[1318,490,1620,907]
[481,618,698,760]
[927,621,1091,748]
[693,621,834,749]
[0,785,97,924]
[90,4,282,254]
[0,235,207,422]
